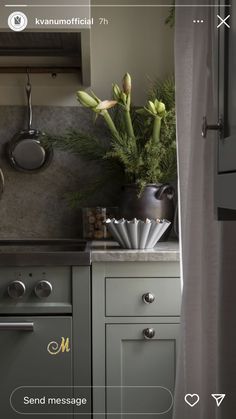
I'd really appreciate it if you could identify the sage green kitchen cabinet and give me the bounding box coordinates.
[92,260,181,419]
[106,323,179,419]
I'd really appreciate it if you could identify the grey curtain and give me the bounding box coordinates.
[174,1,236,418]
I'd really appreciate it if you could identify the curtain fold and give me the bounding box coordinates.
[174,1,221,418]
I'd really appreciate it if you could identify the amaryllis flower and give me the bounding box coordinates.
[96,100,117,111]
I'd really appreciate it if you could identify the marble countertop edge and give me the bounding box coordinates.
[91,241,180,262]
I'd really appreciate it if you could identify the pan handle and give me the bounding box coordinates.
[26,72,32,131]
[0,169,4,196]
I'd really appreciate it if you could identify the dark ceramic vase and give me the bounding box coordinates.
[119,183,175,239]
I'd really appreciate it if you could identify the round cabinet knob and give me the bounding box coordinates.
[143,328,155,339]
[35,281,52,299]
[8,281,26,299]
[142,292,155,304]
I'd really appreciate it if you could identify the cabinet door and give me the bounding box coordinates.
[106,323,179,419]
[216,1,236,215]
[218,2,235,173]
[0,316,73,418]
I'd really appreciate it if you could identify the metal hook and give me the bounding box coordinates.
[26,68,31,87]
[25,68,32,130]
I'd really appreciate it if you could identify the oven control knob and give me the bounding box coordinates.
[35,281,52,299]
[8,281,26,299]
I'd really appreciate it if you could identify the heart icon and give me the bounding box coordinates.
[184,394,200,407]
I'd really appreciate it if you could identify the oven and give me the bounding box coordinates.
[0,241,91,418]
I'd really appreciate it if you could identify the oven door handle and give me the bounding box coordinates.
[0,322,34,331]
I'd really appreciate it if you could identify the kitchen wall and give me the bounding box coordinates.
[0,107,118,238]
[0,0,174,106]
[0,1,174,238]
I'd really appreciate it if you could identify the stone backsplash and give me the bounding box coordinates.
[0,106,120,238]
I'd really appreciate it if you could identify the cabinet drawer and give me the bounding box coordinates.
[105,277,181,317]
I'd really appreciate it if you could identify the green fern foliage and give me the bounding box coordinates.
[45,130,108,161]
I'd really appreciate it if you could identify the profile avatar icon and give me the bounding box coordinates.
[8,12,28,32]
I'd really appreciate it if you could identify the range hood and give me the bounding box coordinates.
[0,31,91,85]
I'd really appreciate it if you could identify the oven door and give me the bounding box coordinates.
[0,316,73,418]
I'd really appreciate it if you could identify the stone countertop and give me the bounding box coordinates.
[0,239,91,266]
[91,241,180,262]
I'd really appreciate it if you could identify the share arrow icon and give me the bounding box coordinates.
[211,394,226,407]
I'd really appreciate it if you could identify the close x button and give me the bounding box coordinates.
[217,14,230,29]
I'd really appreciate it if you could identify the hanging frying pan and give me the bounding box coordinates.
[6,73,53,172]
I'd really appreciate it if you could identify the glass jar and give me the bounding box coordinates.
[82,207,118,240]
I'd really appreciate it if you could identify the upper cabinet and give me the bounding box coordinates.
[0,31,91,85]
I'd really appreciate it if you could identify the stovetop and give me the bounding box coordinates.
[0,239,91,266]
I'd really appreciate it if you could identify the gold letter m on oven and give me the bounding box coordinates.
[47,337,71,355]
